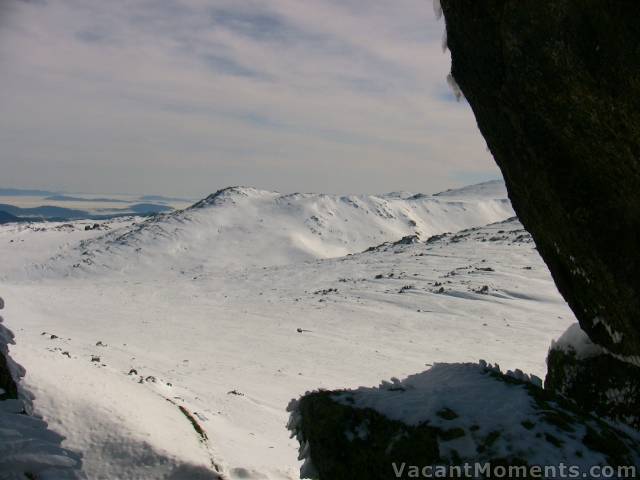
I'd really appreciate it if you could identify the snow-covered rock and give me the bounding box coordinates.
[288,362,640,480]
[546,323,640,429]
[0,296,84,479]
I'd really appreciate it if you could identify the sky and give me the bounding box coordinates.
[0,0,500,197]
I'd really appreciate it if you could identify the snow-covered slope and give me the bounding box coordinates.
[41,182,513,275]
[0,296,84,479]
[0,213,575,479]
[433,178,506,198]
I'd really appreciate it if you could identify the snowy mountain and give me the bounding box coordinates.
[42,181,513,275]
[1,214,575,479]
[0,181,580,480]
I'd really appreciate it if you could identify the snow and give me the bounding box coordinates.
[551,322,604,359]
[0,296,84,479]
[28,182,514,277]
[0,182,577,478]
[433,0,442,20]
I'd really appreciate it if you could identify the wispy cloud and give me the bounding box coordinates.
[0,0,499,196]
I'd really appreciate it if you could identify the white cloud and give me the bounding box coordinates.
[0,0,499,197]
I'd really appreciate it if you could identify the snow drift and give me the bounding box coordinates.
[0,296,84,479]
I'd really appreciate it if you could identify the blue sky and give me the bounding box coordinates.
[0,0,499,197]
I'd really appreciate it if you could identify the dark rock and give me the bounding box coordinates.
[288,363,640,480]
[393,234,419,246]
[440,0,640,359]
[0,298,18,401]
[0,345,18,400]
[546,324,640,429]
[288,390,440,479]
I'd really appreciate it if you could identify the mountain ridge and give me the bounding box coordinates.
[41,181,514,276]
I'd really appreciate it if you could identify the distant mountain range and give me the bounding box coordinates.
[0,211,21,224]
[44,195,130,203]
[0,203,173,223]
[0,188,58,197]
[0,187,191,203]
[138,194,192,202]
[59,180,514,273]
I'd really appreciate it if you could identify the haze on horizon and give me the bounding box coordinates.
[0,0,499,198]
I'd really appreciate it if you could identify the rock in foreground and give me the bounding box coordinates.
[546,323,640,430]
[288,363,640,479]
[440,0,640,360]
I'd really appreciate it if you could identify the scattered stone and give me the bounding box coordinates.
[313,288,338,295]
[398,285,414,294]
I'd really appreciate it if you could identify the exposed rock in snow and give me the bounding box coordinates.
[288,363,640,480]
[0,297,84,478]
[550,323,604,360]
[546,323,640,430]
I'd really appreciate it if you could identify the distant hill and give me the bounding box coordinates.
[0,204,88,219]
[128,203,174,214]
[433,179,505,198]
[138,194,191,203]
[0,211,21,224]
[60,181,514,273]
[95,203,174,214]
[0,188,57,197]
[44,195,129,203]
[0,203,172,220]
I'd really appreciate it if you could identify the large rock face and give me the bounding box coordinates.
[440,0,640,360]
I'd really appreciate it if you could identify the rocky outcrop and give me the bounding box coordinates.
[288,363,640,480]
[440,0,640,360]
[0,296,85,478]
[0,296,21,401]
[546,323,640,430]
